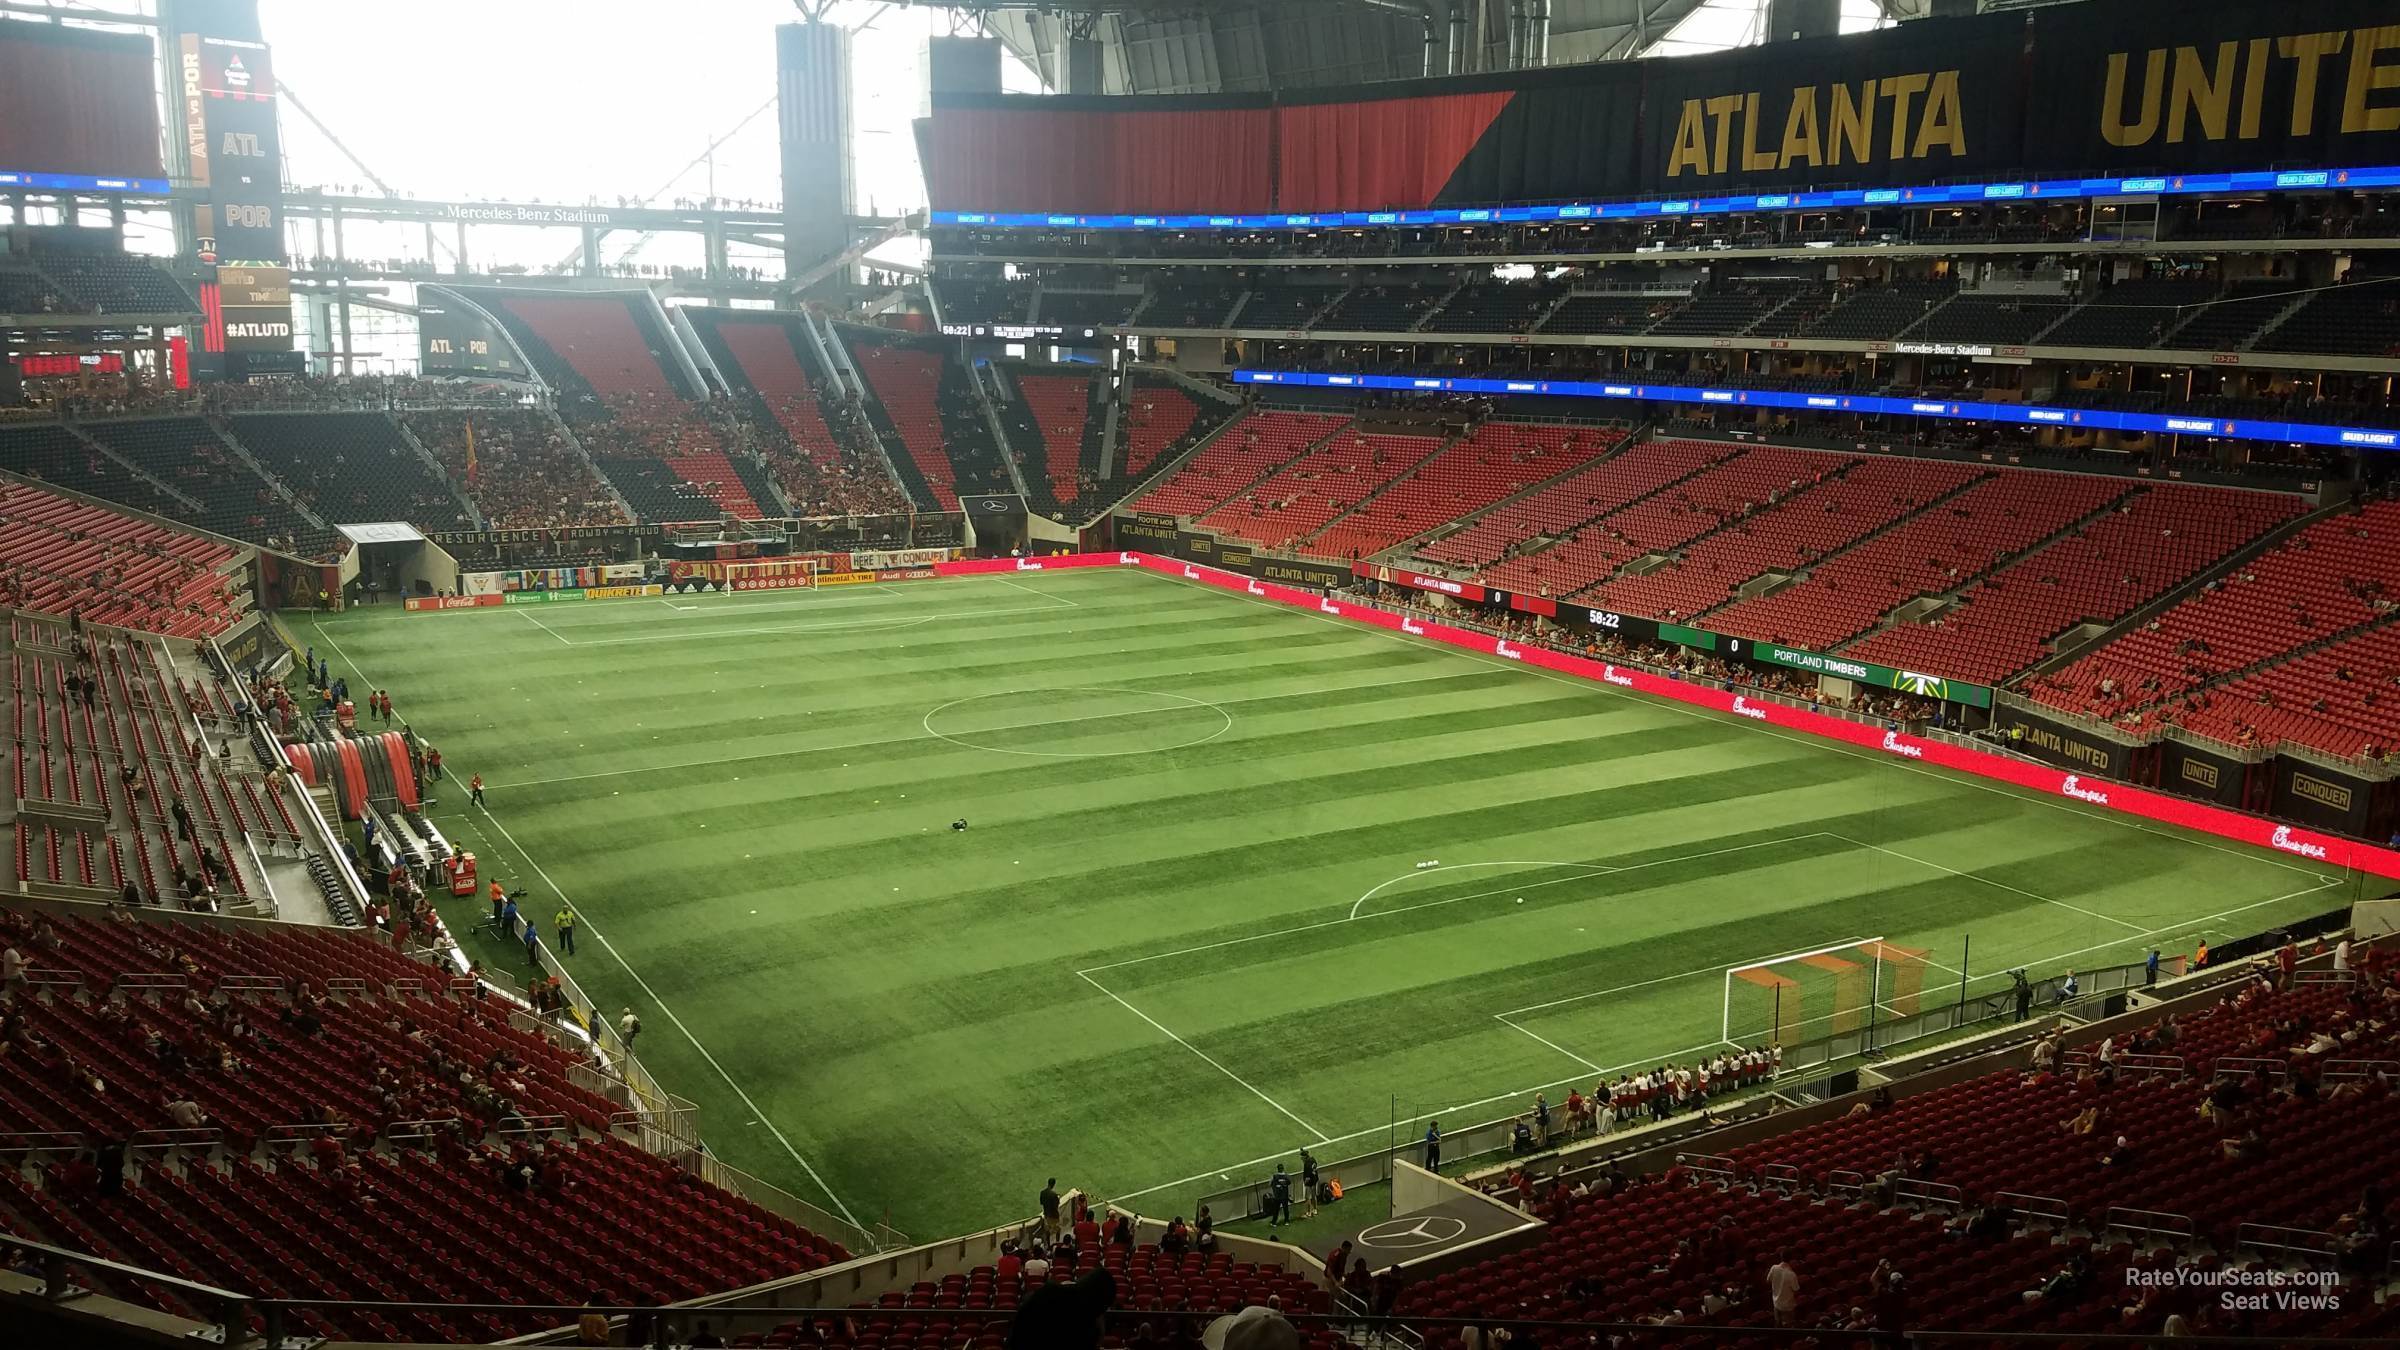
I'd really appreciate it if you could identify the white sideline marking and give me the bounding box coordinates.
[1825,831,2150,935]
[519,611,572,645]
[994,576,1081,606]
[1109,1038,1732,1207]
[1494,1015,1602,1072]
[303,617,870,1232]
[1106,862,2345,1210]
[1143,572,2346,887]
[1077,970,1330,1143]
[476,810,868,1230]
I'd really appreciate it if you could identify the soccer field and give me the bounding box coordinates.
[297,568,2353,1240]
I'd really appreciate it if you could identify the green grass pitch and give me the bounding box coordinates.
[295,568,2356,1240]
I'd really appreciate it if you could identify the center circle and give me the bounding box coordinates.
[921,687,1234,758]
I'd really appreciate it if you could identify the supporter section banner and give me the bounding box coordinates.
[1115,514,1179,549]
[465,563,624,595]
[2026,0,2400,175]
[1637,12,2026,193]
[2161,738,2252,810]
[852,548,951,571]
[930,0,2400,215]
[1367,564,1492,604]
[1110,516,1351,589]
[2270,760,2386,840]
[1991,703,2135,778]
[1720,636,1994,709]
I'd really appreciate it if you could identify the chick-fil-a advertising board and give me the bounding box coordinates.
[1101,550,2400,881]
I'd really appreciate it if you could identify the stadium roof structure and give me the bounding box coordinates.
[896,0,1947,95]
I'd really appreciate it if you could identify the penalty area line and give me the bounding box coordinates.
[471,806,870,1233]
[1107,1037,1732,1208]
[1076,970,1331,1144]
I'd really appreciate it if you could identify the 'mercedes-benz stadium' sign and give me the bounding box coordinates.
[442,203,616,226]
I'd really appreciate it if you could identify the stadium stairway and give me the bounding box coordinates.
[1576,453,1987,619]
[1677,463,1995,624]
[1433,436,1738,586]
[1839,483,2303,685]
[391,415,485,527]
[539,408,641,523]
[1477,442,1832,602]
[1098,377,1254,514]
[1703,466,2138,654]
[1196,422,1459,556]
[51,422,208,520]
[1308,420,1633,566]
[2019,494,2355,685]
[1400,422,1649,567]
[1133,410,1355,520]
[208,421,330,535]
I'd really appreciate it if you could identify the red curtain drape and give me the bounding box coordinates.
[1274,91,1514,212]
[932,106,1273,215]
[0,30,162,177]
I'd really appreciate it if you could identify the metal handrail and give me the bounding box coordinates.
[1993,1191,2071,1227]
[2104,1206,2197,1240]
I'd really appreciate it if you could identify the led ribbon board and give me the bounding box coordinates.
[1231,370,2400,454]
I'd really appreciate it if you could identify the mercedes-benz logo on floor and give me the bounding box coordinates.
[1357,1216,1467,1249]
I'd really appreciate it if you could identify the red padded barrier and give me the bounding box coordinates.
[378,732,420,812]
[335,739,371,821]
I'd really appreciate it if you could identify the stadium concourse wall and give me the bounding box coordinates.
[930,0,2400,215]
[960,552,2400,881]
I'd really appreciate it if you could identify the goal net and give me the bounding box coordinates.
[722,559,819,592]
[1720,937,1931,1051]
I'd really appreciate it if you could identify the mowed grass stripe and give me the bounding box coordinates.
[314,568,2348,1238]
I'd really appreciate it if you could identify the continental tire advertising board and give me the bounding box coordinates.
[1992,704,2134,778]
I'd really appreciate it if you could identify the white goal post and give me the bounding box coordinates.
[1721,934,1908,1049]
